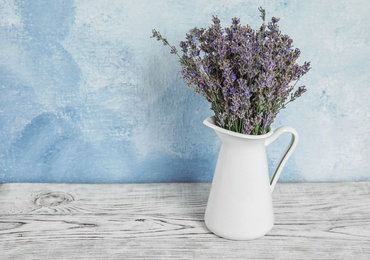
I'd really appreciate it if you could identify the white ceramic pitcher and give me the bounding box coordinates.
[203,116,298,240]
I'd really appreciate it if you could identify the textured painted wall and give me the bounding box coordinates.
[0,0,369,183]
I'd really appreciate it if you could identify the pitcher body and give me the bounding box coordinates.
[203,117,298,240]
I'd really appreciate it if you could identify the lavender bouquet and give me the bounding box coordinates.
[151,7,310,135]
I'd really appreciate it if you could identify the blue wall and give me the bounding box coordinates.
[1,0,369,183]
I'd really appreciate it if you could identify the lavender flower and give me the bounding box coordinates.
[151,7,311,135]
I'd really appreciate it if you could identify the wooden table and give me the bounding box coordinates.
[0,182,369,259]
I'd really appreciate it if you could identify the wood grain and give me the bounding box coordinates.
[0,182,369,259]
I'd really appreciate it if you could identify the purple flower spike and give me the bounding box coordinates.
[212,16,221,24]
[232,17,240,25]
[271,17,280,24]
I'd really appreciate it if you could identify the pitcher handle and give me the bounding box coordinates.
[265,126,299,193]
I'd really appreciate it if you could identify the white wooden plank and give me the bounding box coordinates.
[0,182,369,259]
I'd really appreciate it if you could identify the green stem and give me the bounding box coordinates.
[254,124,260,135]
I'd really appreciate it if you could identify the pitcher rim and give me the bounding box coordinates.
[203,116,274,140]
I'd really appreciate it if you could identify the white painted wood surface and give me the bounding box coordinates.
[0,182,369,259]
